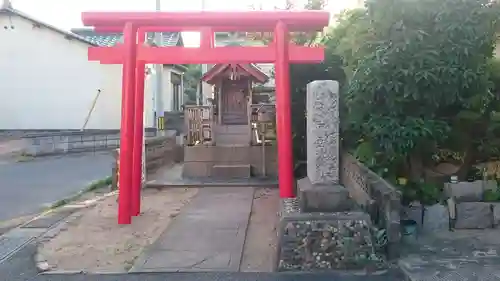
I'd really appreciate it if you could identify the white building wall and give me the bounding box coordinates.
[163,66,172,112]
[0,14,156,130]
[86,64,155,130]
[257,63,275,87]
[169,66,185,110]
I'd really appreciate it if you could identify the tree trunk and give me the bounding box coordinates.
[408,153,424,181]
[455,148,475,181]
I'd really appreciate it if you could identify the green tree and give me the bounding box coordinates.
[183,64,202,104]
[345,0,499,180]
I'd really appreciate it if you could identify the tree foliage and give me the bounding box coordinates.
[342,0,500,181]
[183,64,202,104]
[287,0,500,201]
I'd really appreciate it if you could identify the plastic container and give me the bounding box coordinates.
[401,219,418,244]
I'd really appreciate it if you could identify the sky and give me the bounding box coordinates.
[10,0,357,46]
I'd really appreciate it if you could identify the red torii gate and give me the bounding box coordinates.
[81,10,330,224]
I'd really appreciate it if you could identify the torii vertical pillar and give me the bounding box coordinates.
[274,21,295,198]
[131,30,146,216]
[118,22,138,224]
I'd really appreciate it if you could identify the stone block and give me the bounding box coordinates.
[492,203,500,227]
[297,177,353,213]
[444,180,496,202]
[454,202,493,229]
[422,203,449,233]
[276,211,385,272]
[385,208,402,244]
[182,162,212,178]
[306,80,340,184]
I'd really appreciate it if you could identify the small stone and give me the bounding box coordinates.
[37,261,50,272]
[455,202,493,229]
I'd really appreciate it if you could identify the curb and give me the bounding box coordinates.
[46,177,112,210]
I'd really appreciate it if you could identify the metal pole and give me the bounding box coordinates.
[154,0,164,134]
[118,22,137,224]
[180,73,185,106]
[199,0,207,106]
[274,21,295,198]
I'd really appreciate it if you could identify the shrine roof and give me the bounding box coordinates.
[201,63,269,85]
[71,28,183,47]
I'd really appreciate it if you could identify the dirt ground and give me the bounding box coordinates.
[240,188,280,272]
[37,188,198,273]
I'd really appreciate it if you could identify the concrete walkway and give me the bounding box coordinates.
[132,187,255,272]
[399,229,500,281]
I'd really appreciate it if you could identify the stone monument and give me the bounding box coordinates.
[298,80,352,212]
[276,80,382,272]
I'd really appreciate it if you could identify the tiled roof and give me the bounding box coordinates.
[215,32,265,47]
[71,28,182,47]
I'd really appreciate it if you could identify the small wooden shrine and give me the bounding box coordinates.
[183,63,277,179]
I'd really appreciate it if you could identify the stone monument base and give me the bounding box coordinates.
[275,210,386,272]
[298,177,353,212]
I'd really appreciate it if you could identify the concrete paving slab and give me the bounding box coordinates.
[0,242,39,281]
[157,229,243,251]
[21,209,74,229]
[142,250,232,270]
[131,187,254,272]
[0,228,46,264]
[399,229,500,281]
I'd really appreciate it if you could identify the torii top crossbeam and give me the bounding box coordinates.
[81,11,329,32]
[84,10,330,65]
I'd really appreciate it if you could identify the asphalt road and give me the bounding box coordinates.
[0,152,114,222]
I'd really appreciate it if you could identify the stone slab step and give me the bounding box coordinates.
[212,164,251,179]
[215,125,250,134]
[215,134,250,146]
[297,178,354,213]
